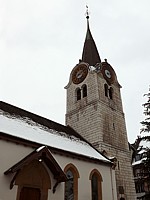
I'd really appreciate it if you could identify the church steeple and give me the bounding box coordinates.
[66,9,136,199]
[82,8,101,66]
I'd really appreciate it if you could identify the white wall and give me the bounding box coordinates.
[0,139,117,200]
[0,140,33,200]
[53,153,117,200]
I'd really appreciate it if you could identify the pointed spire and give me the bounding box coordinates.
[82,6,101,66]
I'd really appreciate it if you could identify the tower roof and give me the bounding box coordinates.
[82,12,101,66]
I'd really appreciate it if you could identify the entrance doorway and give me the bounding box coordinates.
[19,187,41,200]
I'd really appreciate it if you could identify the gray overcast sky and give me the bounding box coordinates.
[0,0,149,143]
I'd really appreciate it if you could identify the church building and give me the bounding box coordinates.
[0,101,117,200]
[0,11,136,200]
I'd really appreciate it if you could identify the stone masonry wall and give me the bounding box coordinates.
[66,69,136,200]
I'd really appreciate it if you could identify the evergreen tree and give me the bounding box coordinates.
[141,86,150,134]
[140,86,150,197]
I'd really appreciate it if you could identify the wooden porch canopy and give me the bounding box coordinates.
[4,146,67,193]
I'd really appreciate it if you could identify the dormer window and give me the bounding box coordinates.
[135,154,141,162]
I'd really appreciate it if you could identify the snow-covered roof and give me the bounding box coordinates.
[132,157,147,166]
[138,149,147,154]
[0,105,109,163]
[132,135,150,167]
[139,139,150,149]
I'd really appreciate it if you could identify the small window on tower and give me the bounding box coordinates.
[109,87,113,99]
[82,84,87,98]
[104,84,108,97]
[76,88,81,101]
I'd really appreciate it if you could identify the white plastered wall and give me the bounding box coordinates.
[0,140,117,200]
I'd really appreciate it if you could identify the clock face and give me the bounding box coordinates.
[101,62,115,84]
[72,64,88,84]
[105,69,111,79]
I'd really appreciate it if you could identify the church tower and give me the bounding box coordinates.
[65,12,136,200]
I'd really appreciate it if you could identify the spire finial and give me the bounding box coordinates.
[86,5,89,19]
[82,6,101,65]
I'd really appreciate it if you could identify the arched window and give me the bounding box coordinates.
[104,84,108,97]
[109,87,113,99]
[64,163,80,200]
[82,84,87,98]
[89,169,103,200]
[76,88,81,101]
